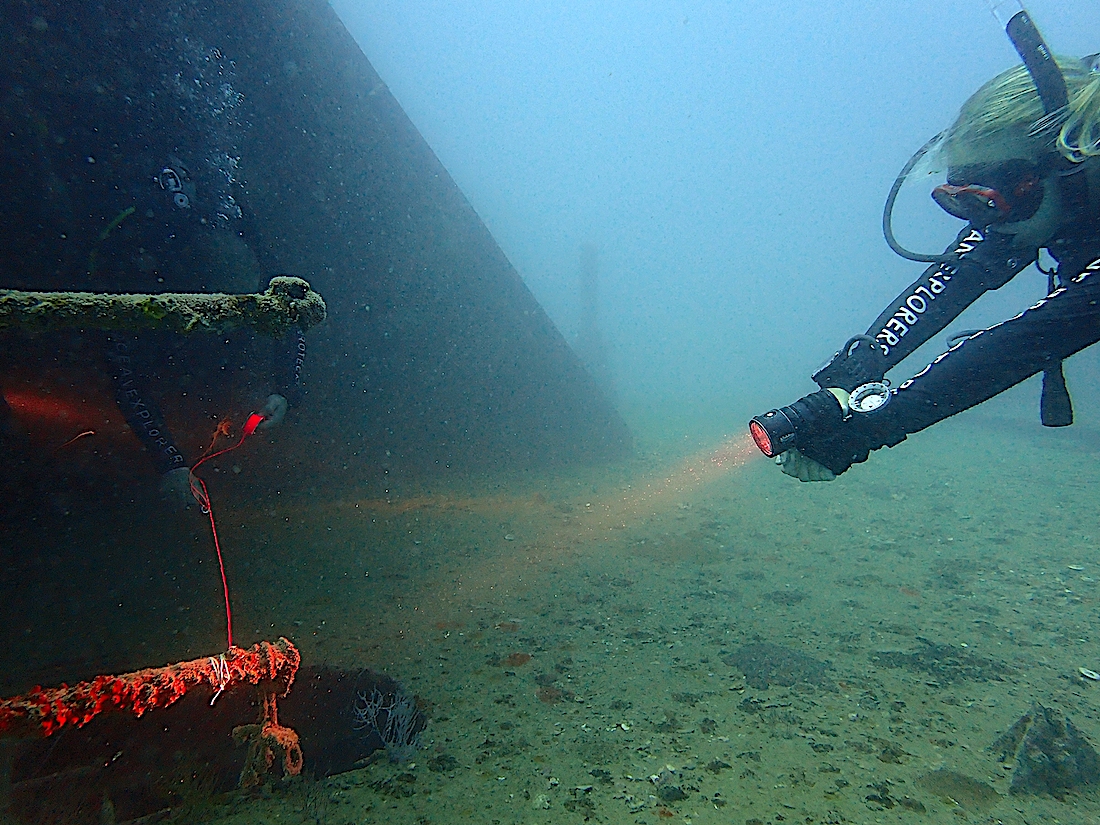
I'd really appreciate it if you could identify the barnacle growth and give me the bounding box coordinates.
[0,275,326,337]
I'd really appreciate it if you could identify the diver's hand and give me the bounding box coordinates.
[776,449,836,482]
[159,466,195,509]
[256,393,288,430]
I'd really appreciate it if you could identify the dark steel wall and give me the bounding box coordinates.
[0,0,631,494]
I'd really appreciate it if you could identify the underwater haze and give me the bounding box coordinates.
[10,1,1100,823]
[331,0,1100,435]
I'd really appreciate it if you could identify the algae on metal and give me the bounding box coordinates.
[0,276,326,336]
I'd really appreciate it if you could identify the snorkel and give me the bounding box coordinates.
[882,1,1085,263]
[990,1,1067,113]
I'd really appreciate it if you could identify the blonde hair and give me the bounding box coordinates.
[945,56,1100,164]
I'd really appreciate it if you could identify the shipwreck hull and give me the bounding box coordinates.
[0,0,631,497]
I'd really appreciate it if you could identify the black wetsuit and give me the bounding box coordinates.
[802,224,1100,475]
[106,328,307,474]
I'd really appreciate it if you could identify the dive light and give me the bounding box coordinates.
[748,389,845,458]
[749,382,892,458]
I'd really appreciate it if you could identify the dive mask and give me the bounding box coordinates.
[881,5,1086,263]
[931,158,1044,225]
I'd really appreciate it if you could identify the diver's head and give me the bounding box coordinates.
[934,55,1100,247]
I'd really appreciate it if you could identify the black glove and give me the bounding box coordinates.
[798,411,907,477]
[798,425,873,476]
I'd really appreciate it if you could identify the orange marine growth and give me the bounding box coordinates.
[0,638,300,739]
[234,690,304,787]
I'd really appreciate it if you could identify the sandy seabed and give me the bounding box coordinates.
[10,409,1100,825]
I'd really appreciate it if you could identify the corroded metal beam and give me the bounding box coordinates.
[0,276,326,336]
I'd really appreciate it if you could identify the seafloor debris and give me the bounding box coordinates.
[871,637,1011,684]
[721,642,831,690]
[992,703,1100,796]
[915,769,1000,813]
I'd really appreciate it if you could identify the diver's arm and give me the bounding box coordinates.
[812,226,1034,392]
[256,326,306,430]
[105,337,188,474]
[275,326,306,409]
[797,248,1100,477]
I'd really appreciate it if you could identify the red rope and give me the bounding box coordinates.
[188,413,265,650]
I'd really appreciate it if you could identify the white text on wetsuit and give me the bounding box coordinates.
[111,345,185,468]
[875,229,983,356]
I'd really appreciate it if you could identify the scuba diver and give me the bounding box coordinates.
[749,8,1100,482]
[107,328,305,508]
[102,155,308,507]
[0,15,310,511]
